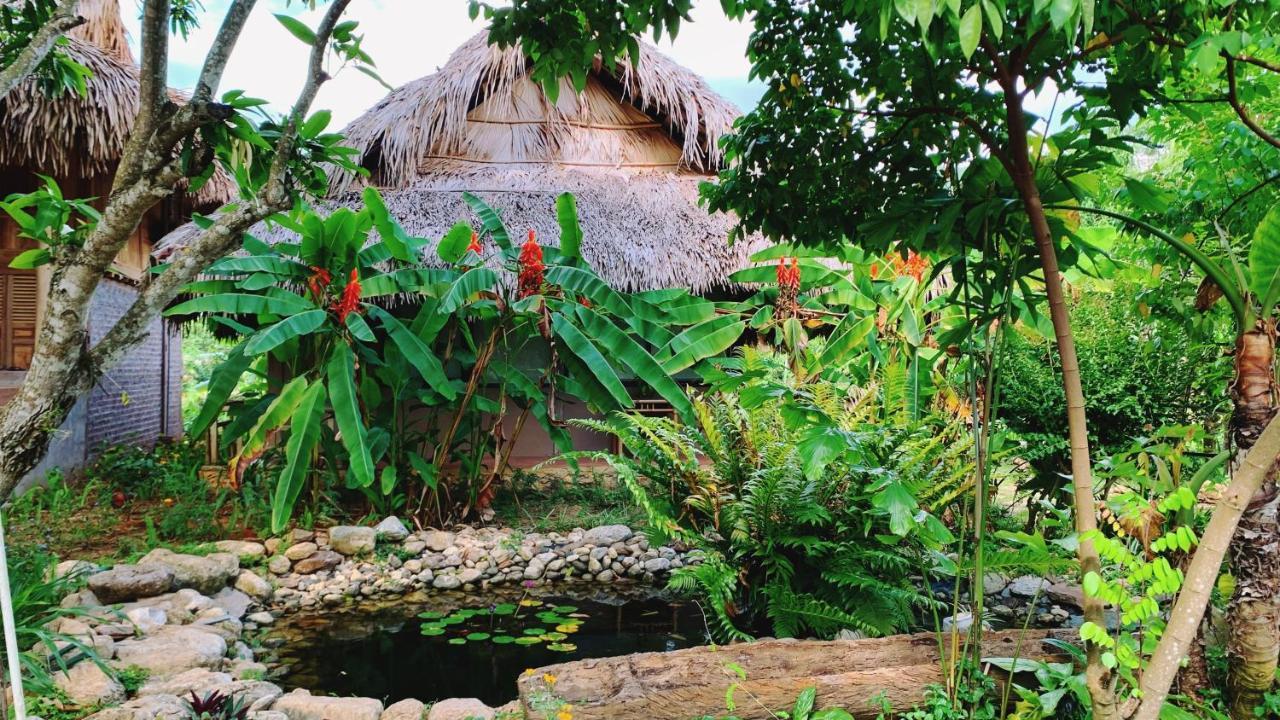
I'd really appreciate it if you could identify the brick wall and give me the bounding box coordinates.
[86,278,179,454]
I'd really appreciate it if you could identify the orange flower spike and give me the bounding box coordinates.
[466,231,483,255]
[517,229,545,299]
[333,268,362,322]
[306,266,332,302]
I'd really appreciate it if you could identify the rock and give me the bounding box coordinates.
[125,606,167,634]
[246,611,274,625]
[941,612,989,633]
[273,691,383,720]
[375,517,411,542]
[55,660,125,707]
[402,541,426,555]
[426,698,493,720]
[251,713,289,720]
[643,557,671,573]
[235,571,273,601]
[1007,575,1051,598]
[330,526,377,556]
[137,668,232,697]
[523,560,545,580]
[264,538,282,556]
[293,551,342,575]
[583,525,633,546]
[421,530,454,552]
[1046,582,1085,610]
[209,587,253,620]
[432,574,462,590]
[981,573,1008,595]
[88,566,175,604]
[82,694,187,720]
[289,529,315,544]
[380,699,425,720]
[283,542,319,561]
[214,541,267,561]
[139,549,239,595]
[268,556,292,575]
[230,660,269,680]
[457,568,483,585]
[62,589,103,608]
[595,569,615,583]
[55,560,99,581]
[834,629,866,640]
[114,626,227,675]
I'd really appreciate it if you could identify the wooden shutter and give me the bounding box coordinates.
[0,270,38,369]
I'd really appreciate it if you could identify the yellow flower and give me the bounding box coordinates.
[522,669,534,677]
[543,673,558,685]
[556,712,572,720]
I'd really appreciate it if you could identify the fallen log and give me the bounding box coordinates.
[518,628,1078,719]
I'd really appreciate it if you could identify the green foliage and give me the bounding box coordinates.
[574,348,968,641]
[0,0,91,97]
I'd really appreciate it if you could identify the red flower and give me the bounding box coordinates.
[306,266,332,302]
[517,229,544,299]
[466,231,483,255]
[889,251,928,281]
[332,268,362,321]
[776,257,800,289]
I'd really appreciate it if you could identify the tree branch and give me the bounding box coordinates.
[842,104,1015,177]
[193,0,257,102]
[1226,56,1280,151]
[0,0,83,103]
[115,0,171,192]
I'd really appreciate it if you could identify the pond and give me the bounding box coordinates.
[265,589,709,706]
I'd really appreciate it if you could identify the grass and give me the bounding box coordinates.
[489,470,647,534]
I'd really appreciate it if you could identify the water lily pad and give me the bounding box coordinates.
[543,632,567,641]
[418,611,446,619]
[514,636,542,645]
[448,637,467,645]
[466,632,492,641]
[439,615,466,625]
[420,626,446,636]
[491,635,516,644]
[493,603,517,615]
[552,605,578,613]
[455,608,481,619]
[523,627,547,635]
[519,599,543,607]
[546,643,577,652]
[555,624,580,634]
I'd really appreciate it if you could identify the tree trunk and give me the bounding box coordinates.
[1004,105,1118,719]
[1227,325,1280,719]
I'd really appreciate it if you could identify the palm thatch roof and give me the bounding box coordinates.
[156,30,764,293]
[0,0,231,207]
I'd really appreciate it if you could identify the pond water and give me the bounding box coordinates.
[266,589,709,706]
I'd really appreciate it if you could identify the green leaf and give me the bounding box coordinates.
[275,13,316,44]
[346,312,375,342]
[575,306,694,422]
[366,306,456,400]
[551,314,633,409]
[461,192,512,250]
[1122,177,1171,214]
[439,267,498,313]
[814,315,875,372]
[545,265,630,316]
[555,193,583,260]
[958,4,981,59]
[233,376,310,481]
[188,344,254,437]
[8,248,51,269]
[438,221,475,264]
[792,687,816,720]
[380,464,397,496]
[364,187,415,262]
[300,110,332,139]
[361,268,457,298]
[1048,0,1076,31]
[246,309,328,355]
[873,481,919,536]
[658,315,745,373]
[327,344,375,488]
[1249,205,1280,317]
[271,381,325,533]
[166,293,312,317]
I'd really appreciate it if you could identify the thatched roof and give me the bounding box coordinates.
[0,0,231,207]
[153,30,764,293]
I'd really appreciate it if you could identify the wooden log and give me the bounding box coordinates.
[518,629,1078,719]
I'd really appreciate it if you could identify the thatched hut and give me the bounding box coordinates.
[0,0,228,479]
[157,30,765,294]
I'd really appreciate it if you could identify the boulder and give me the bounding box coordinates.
[583,525,633,546]
[139,549,239,595]
[329,526,377,556]
[83,694,187,720]
[246,611,274,625]
[374,517,411,542]
[426,699,493,720]
[268,556,292,575]
[1007,575,1051,598]
[125,606,167,634]
[235,571,273,601]
[981,573,1009,595]
[288,529,315,544]
[137,668,233,697]
[214,541,267,561]
[380,699,425,720]
[88,566,175,604]
[283,543,318,561]
[1046,582,1085,610]
[421,530,454,552]
[293,550,342,575]
[114,626,227,676]
[55,660,126,707]
[210,587,253,619]
[273,691,383,720]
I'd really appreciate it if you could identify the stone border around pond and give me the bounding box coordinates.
[48,521,701,720]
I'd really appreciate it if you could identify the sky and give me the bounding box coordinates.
[122,0,768,127]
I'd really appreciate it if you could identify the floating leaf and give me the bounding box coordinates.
[555,624,580,634]
[552,605,578,613]
[420,627,446,636]
[523,627,547,636]
[492,635,516,645]
[547,643,577,652]
[519,599,543,607]
[514,636,542,645]
[543,632,568,641]
[448,638,467,645]
[466,632,492,641]
[418,611,445,620]
[493,603,517,615]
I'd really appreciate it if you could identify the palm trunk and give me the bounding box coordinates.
[1227,325,1280,718]
[1004,101,1118,720]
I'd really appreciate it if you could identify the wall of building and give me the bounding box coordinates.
[85,277,179,455]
